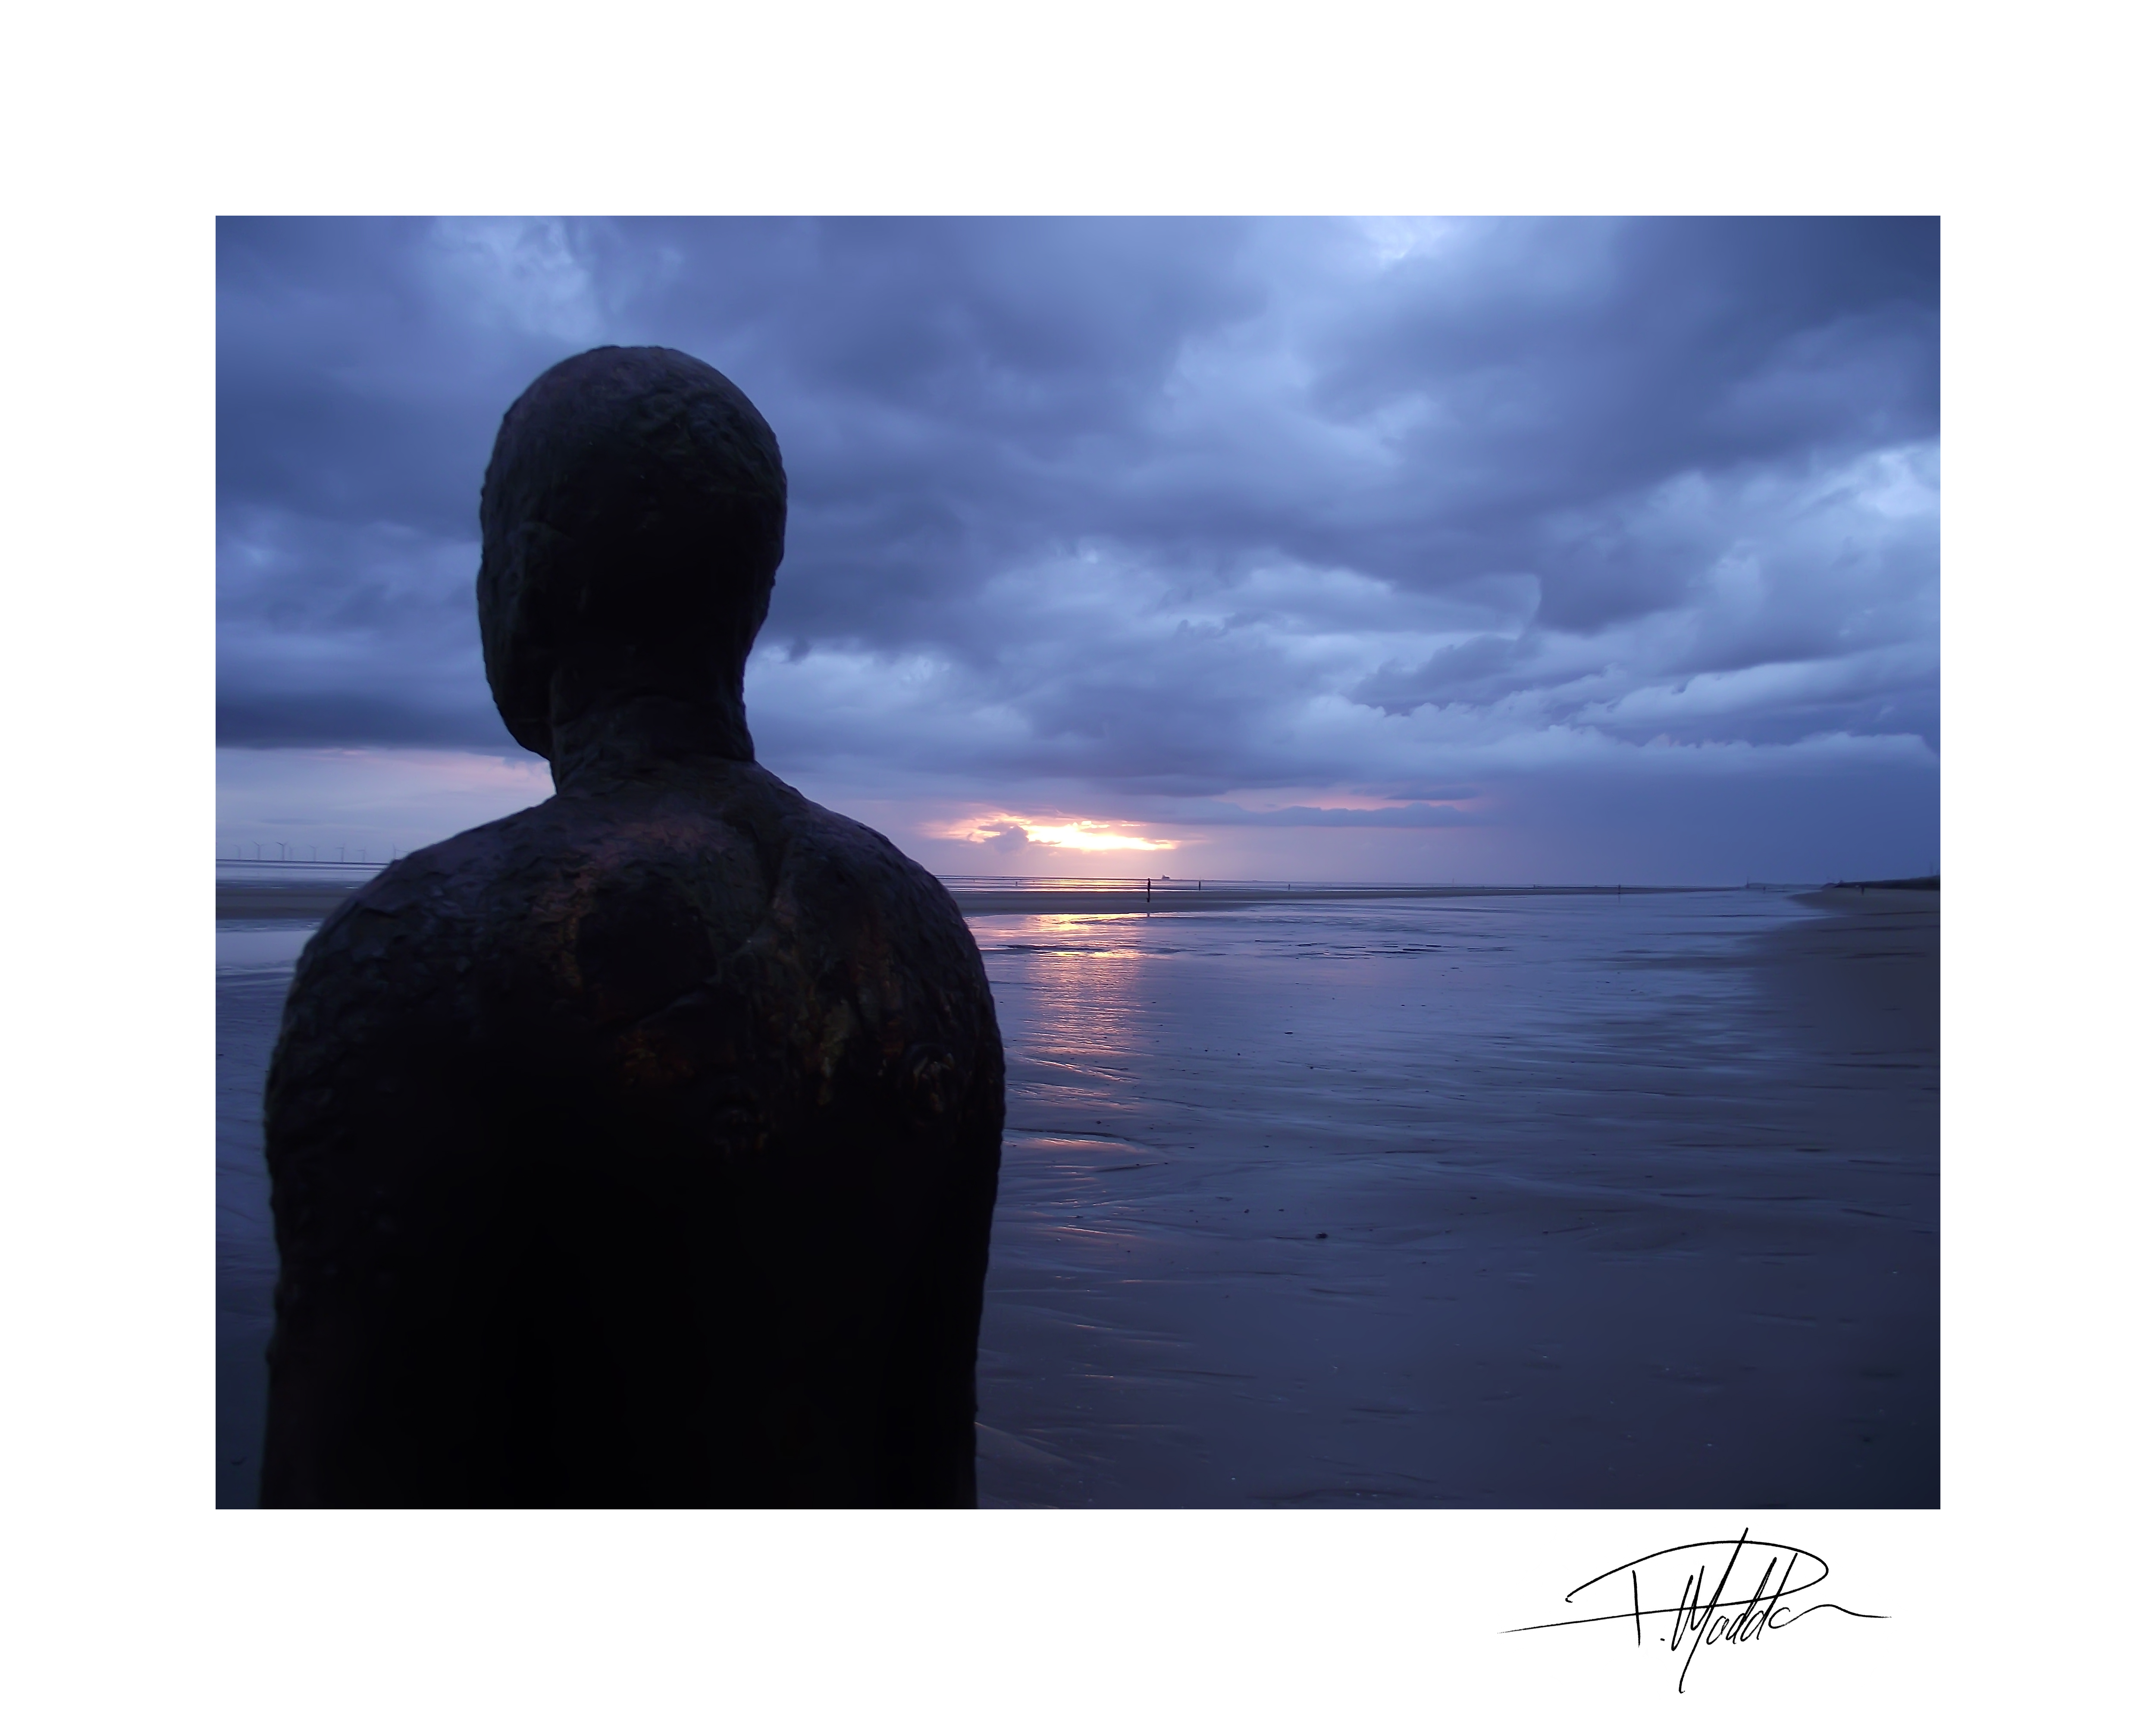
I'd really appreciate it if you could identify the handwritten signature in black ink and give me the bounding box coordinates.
[1504,1529,1885,1693]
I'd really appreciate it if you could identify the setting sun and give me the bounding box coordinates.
[953,815,1175,853]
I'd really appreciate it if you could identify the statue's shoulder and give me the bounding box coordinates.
[275,766,982,1075]
[271,804,573,1062]
[295,801,571,967]
[750,771,976,958]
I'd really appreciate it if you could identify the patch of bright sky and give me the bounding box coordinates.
[946,815,1175,852]
[425,218,606,345]
[1351,216,1469,269]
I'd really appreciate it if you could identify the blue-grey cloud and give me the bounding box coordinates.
[217,217,1937,878]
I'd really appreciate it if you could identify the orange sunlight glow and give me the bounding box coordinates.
[952,815,1176,853]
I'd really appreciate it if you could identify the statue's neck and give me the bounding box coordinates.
[546,692,755,793]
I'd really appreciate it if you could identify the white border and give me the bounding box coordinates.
[10,1,2138,1716]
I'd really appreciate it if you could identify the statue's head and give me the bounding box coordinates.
[478,346,787,761]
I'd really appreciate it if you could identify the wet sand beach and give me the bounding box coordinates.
[969,887,1937,1508]
[216,887,1937,1508]
[217,882,359,918]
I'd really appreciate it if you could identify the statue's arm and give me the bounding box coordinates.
[259,900,521,1505]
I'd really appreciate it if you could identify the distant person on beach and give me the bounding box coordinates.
[259,346,1005,1507]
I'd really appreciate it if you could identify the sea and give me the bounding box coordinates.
[217,885,1939,1509]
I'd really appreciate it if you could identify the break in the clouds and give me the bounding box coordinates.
[217,217,1938,882]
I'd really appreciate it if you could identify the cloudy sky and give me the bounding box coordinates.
[218,216,1937,883]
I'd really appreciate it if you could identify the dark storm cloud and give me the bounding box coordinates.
[217,216,1937,840]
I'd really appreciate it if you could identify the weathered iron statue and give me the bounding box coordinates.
[260,347,1005,1506]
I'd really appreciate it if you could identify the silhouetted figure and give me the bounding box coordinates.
[260,347,1004,1507]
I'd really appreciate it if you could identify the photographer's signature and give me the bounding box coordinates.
[1505,1529,1884,1693]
